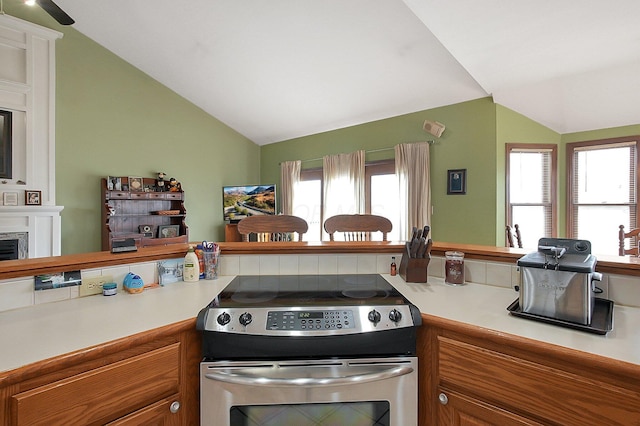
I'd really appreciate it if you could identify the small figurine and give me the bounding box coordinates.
[168,177,179,192]
[156,172,166,192]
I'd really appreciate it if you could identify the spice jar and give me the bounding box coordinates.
[102,282,117,296]
[445,251,465,285]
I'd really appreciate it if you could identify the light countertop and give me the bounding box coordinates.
[1,275,638,374]
[0,277,233,373]
[388,275,640,365]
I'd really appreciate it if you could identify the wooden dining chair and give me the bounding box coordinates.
[237,215,308,242]
[324,214,393,241]
[619,225,640,256]
[506,224,522,248]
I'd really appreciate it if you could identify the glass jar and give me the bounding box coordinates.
[445,251,465,285]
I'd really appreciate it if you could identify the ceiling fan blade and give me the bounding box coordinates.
[36,0,75,25]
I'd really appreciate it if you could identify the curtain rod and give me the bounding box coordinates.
[293,141,434,164]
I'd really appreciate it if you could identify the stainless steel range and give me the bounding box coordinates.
[196,274,422,426]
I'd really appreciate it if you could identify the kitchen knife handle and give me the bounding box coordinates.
[409,240,420,258]
[416,239,427,258]
[425,238,433,258]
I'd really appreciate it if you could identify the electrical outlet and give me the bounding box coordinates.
[80,274,113,297]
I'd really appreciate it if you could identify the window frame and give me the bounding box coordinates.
[365,160,395,213]
[566,136,640,240]
[505,143,558,238]
[299,159,396,239]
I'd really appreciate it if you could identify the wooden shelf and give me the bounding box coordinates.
[101,177,189,251]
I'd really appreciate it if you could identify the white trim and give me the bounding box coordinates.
[0,14,62,40]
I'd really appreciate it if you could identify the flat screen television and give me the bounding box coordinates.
[223,184,276,222]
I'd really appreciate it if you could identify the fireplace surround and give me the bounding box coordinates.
[0,232,27,260]
[0,206,62,258]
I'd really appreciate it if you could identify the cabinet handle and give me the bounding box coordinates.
[170,401,181,414]
[438,393,448,405]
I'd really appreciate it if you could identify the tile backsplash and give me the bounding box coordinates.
[1,253,638,313]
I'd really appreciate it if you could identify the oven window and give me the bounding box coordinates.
[230,401,390,425]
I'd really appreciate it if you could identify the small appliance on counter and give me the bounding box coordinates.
[508,238,614,334]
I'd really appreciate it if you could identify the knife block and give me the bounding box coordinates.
[398,243,430,283]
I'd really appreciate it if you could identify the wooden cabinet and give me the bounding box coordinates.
[418,317,640,426]
[101,178,188,251]
[0,320,201,425]
[225,223,242,242]
[436,388,541,425]
[106,394,181,426]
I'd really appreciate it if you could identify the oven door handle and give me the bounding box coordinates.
[204,365,414,387]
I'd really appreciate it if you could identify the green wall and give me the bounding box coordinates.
[264,100,636,247]
[261,98,499,245]
[561,124,640,143]
[6,1,260,254]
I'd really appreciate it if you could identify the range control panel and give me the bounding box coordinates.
[267,310,355,330]
[201,305,418,336]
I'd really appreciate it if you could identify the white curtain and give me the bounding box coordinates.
[279,160,301,215]
[395,142,431,240]
[323,151,365,239]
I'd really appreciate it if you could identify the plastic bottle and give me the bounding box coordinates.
[183,246,200,282]
[195,244,206,279]
[390,256,397,276]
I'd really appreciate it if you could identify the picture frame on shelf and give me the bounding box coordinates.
[107,176,122,191]
[447,169,467,195]
[139,224,154,238]
[2,191,18,206]
[158,224,180,238]
[25,190,42,205]
[128,176,143,192]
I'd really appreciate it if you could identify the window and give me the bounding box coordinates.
[367,160,400,241]
[567,138,639,255]
[506,144,557,245]
[293,169,322,242]
[294,160,399,241]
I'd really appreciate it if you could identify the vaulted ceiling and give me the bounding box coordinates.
[53,0,640,145]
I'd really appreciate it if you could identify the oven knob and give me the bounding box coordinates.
[368,309,381,323]
[388,309,402,323]
[239,312,253,326]
[217,312,231,326]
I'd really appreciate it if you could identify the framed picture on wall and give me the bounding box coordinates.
[447,169,467,195]
[25,190,42,205]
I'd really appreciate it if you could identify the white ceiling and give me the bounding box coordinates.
[51,0,640,145]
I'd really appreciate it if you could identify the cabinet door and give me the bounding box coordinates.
[106,394,182,426]
[11,343,180,425]
[437,388,542,426]
[437,336,640,425]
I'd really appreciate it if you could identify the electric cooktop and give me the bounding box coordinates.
[208,274,407,308]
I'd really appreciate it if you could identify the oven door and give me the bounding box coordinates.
[201,356,418,426]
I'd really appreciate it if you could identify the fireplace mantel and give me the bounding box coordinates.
[0,205,63,258]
